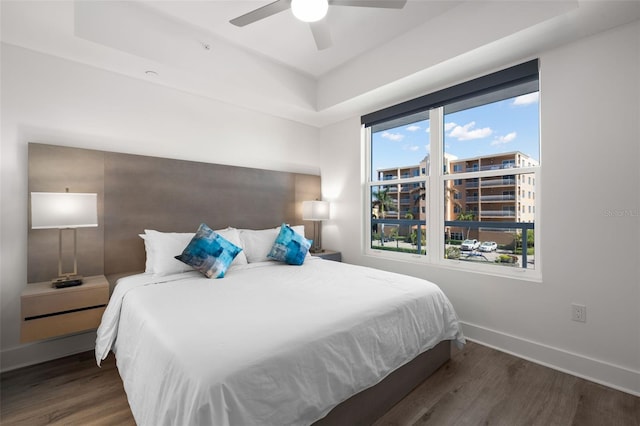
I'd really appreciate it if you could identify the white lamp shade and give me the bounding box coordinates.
[302,200,330,221]
[31,192,98,229]
[291,0,328,22]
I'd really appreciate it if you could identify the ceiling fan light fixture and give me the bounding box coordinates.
[291,0,329,23]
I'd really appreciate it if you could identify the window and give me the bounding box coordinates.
[363,60,540,277]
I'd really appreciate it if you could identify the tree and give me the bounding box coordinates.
[372,188,394,219]
[515,229,534,253]
[456,210,476,239]
[372,188,395,246]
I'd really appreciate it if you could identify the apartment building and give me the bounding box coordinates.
[375,151,537,242]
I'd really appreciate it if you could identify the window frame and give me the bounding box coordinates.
[362,60,541,281]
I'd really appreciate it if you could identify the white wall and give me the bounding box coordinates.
[0,44,320,370]
[321,21,640,395]
[1,16,638,397]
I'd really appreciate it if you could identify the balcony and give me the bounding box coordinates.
[370,218,535,269]
[459,163,517,173]
[481,210,516,218]
[466,195,515,202]
[482,178,516,187]
[466,178,516,188]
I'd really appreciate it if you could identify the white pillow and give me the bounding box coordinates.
[216,228,248,266]
[238,227,279,263]
[140,230,194,275]
[239,225,310,263]
[141,227,248,275]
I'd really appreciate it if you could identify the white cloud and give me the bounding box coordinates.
[512,92,539,106]
[404,144,420,152]
[448,121,493,140]
[381,131,404,141]
[444,122,456,132]
[491,132,517,146]
[406,125,421,132]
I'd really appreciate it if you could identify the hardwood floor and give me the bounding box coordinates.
[1,342,638,425]
[375,342,639,426]
[0,351,134,426]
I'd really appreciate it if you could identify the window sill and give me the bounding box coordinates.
[363,250,542,283]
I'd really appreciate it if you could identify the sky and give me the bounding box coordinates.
[371,92,540,178]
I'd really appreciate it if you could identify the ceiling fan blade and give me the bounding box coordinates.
[330,0,407,9]
[309,21,332,50]
[230,0,291,27]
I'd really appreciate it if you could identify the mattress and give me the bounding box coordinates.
[96,258,464,425]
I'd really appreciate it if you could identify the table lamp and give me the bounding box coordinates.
[31,191,98,288]
[302,200,330,253]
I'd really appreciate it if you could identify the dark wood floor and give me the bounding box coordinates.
[1,342,638,425]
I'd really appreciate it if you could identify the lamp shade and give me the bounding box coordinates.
[31,192,98,229]
[302,200,330,221]
[291,0,328,22]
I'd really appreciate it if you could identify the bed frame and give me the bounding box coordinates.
[28,143,452,424]
[316,339,450,425]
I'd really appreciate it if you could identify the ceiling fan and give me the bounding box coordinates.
[230,0,407,51]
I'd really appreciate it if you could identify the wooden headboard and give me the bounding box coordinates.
[28,143,320,283]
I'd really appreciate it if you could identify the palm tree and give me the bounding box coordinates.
[372,188,395,246]
[456,210,476,239]
[372,188,394,219]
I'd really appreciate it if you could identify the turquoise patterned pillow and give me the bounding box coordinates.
[267,224,312,265]
[175,223,243,278]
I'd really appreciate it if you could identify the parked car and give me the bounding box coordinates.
[479,241,498,252]
[460,239,480,251]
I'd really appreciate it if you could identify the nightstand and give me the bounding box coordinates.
[311,250,342,262]
[21,275,109,343]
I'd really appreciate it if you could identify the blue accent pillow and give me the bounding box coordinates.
[175,223,243,278]
[267,223,312,265]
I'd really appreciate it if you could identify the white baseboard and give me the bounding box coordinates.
[461,321,640,397]
[1,332,96,373]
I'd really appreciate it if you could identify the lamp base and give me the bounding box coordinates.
[52,275,84,289]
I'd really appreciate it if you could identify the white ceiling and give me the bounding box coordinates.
[2,1,640,127]
[143,0,463,78]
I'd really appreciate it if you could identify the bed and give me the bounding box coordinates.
[95,226,464,426]
[29,144,464,425]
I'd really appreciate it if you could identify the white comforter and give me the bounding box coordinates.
[96,258,464,426]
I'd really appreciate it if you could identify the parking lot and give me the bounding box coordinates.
[371,240,534,268]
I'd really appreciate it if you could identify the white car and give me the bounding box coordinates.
[479,241,497,252]
[460,239,480,251]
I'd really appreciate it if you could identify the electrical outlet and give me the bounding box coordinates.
[572,304,586,322]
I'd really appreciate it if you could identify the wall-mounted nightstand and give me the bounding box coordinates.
[311,250,342,262]
[20,275,109,343]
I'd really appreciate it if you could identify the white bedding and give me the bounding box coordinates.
[96,258,464,426]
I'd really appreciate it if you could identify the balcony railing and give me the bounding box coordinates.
[466,195,515,202]
[370,218,534,268]
[481,210,516,217]
[466,178,516,188]
[458,163,517,173]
